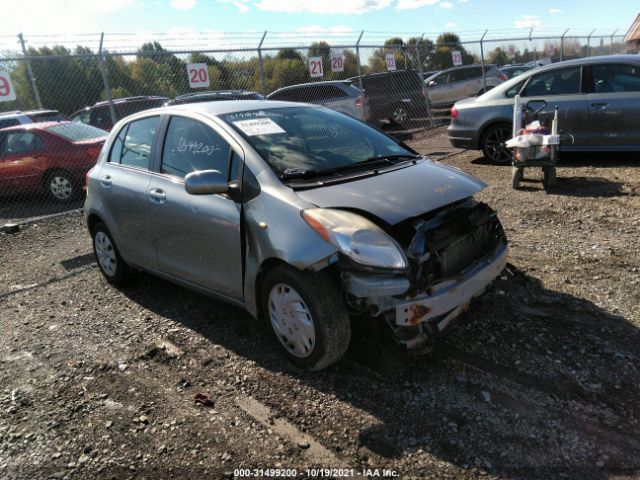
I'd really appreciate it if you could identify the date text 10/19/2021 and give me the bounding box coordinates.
[233,468,400,478]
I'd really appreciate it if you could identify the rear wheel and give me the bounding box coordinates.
[45,170,77,202]
[262,265,350,371]
[481,123,512,164]
[391,106,409,126]
[92,222,130,285]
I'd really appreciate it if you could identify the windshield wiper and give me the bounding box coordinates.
[281,154,421,181]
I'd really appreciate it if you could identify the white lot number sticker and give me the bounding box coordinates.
[330,53,344,73]
[451,50,463,66]
[308,57,324,78]
[508,45,516,59]
[0,70,16,102]
[547,44,555,56]
[234,118,286,136]
[187,63,210,88]
[385,53,396,71]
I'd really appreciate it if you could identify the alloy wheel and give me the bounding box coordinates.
[94,231,117,277]
[49,175,73,201]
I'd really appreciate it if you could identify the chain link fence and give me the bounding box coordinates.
[0,29,634,227]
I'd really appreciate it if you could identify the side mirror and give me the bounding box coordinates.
[184,169,229,195]
[427,80,436,87]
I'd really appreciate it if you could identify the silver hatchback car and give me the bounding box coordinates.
[85,101,508,370]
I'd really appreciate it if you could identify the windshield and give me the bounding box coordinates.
[47,123,107,142]
[220,106,415,178]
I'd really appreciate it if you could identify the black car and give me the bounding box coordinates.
[70,96,168,131]
[347,70,429,125]
[165,90,264,106]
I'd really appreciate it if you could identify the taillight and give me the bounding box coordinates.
[451,106,459,120]
[86,165,96,189]
[498,72,508,81]
[355,96,367,107]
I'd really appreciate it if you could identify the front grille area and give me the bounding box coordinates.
[400,199,506,293]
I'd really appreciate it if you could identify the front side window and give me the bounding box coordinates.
[161,116,231,179]
[1,131,44,155]
[108,116,160,169]
[221,106,414,178]
[592,64,640,93]
[522,66,581,96]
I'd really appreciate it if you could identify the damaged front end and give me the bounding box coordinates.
[342,198,508,349]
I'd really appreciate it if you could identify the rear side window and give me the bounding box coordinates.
[161,116,231,179]
[592,64,640,93]
[0,118,20,129]
[505,80,526,98]
[307,85,349,102]
[522,67,581,96]
[1,131,44,154]
[90,106,112,128]
[47,123,106,142]
[270,88,302,102]
[109,116,160,169]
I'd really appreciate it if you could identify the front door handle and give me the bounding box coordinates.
[591,103,608,109]
[148,188,166,204]
[100,175,112,187]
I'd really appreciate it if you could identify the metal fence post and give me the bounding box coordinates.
[560,28,569,61]
[97,33,117,126]
[355,30,364,94]
[17,33,43,109]
[415,33,433,128]
[610,29,618,54]
[479,29,487,91]
[257,30,267,95]
[586,29,596,57]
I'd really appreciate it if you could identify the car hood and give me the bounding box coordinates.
[296,160,486,225]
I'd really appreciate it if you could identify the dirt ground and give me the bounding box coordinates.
[1,128,640,480]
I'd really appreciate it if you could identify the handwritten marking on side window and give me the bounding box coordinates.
[173,137,223,156]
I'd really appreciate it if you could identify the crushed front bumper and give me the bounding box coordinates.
[395,242,507,330]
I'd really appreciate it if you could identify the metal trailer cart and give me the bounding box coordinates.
[508,94,571,191]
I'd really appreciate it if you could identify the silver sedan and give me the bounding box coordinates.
[448,55,640,163]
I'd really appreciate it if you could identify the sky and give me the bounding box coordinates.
[1,0,637,50]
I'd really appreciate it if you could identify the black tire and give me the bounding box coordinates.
[261,265,351,371]
[543,166,557,190]
[511,166,523,189]
[92,222,130,285]
[481,123,512,165]
[44,169,79,203]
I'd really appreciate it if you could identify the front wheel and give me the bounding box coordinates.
[481,123,512,165]
[262,265,351,371]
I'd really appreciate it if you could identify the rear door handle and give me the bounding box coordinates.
[591,103,608,109]
[148,188,166,204]
[100,175,112,187]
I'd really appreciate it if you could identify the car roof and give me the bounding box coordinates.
[0,120,71,133]
[269,81,352,94]
[0,109,59,118]
[127,100,310,120]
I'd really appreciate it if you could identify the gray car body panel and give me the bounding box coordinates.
[86,100,491,321]
[448,55,640,152]
[296,160,486,226]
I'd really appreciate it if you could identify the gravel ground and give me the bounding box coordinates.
[1,129,640,480]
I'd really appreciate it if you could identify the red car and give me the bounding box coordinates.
[0,122,106,202]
